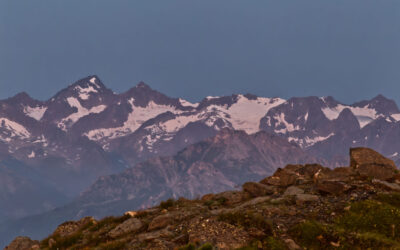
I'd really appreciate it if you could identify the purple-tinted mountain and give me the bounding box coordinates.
[2,75,400,227]
[0,129,320,246]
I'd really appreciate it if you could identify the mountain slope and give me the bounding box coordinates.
[3,75,400,243]
[0,129,318,246]
[7,147,400,249]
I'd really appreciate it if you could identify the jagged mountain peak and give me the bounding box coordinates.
[352,94,400,115]
[121,82,183,109]
[135,81,152,89]
[4,92,40,106]
[49,75,112,103]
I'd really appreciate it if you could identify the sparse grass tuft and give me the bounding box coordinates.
[336,200,400,240]
[376,193,400,209]
[179,243,196,250]
[218,211,271,234]
[160,198,176,209]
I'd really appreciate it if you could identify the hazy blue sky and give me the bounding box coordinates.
[1,0,399,104]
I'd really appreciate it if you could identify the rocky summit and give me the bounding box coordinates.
[7,147,400,250]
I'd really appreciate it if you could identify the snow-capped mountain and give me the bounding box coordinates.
[3,75,400,173]
[2,75,400,223]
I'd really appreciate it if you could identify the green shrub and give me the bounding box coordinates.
[198,243,213,250]
[88,215,129,232]
[265,237,286,250]
[160,198,176,209]
[48,231,83,249]
[288,220,328,248]
[336,200,400,240]
[236,245,258,250]
[218,211,271,234]
[179,243,196,250]
[376,193,400,209]
[97,240,126,250]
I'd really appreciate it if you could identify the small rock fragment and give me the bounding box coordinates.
[283,186,304,196]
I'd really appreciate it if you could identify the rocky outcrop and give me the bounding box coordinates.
[7,148,400,249]
[350,147,398,181]
[4,237,39,250]
[108,218,143,238]
[53,217,95,237]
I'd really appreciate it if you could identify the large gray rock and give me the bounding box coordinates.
[148,214,173,231]
[283,186,304,196]
[108,218,143,238]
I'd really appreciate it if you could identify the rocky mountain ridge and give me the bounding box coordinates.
[2,75,400,245]
[0,129,319,247]
[6,147,400,249]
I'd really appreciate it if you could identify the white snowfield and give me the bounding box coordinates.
[179,98,199,108]
[77,93,400,151]
[58,97,106,131]
[86,95,286,148]
[85,98,182,141]
[288,133,335,148]
[0,118,31,138]
[24,106,48,121]
[75,85,98,100]
[321,103,383,128]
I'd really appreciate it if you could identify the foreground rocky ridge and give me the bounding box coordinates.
[7,147,400,249]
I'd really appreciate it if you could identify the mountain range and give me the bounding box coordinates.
[1,75,400,246]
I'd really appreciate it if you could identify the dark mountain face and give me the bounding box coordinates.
[0,129,319,246]
[352,94,400,115]
[0,158,67,221]
[77,129,318,212]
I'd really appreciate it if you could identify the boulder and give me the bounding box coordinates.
[284,238,301,250]
[108,218,143,238]
[137,228,174,242]
[350,148,396,169]
[213,191,249,205]
[242,182,275,197]
[317,181,350,195]
[357,164,398,181]
[283,186,304,196]
[295,194,319,204]
[314,167,353,182]
[5,236,39,250]
[350,148,398,180]
[260,168,298,187]
[53,216,96,237]
[372,179,400,192]
[148,214,173,231]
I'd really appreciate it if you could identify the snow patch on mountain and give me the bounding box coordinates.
[150,95,286,138]
[58,97,106,130]
[288,133,335,148]
[390,113,400,121]
[24,106,47,121]
[322,104,381,128]
[225,96,286,134]
[273,112,301,134]
[179,98,199,108]
[161,114,199,133]
[206,96,219,100]
[28,151,35,158]
[75,85,98,100]
[86,99,180,141]
[0,118,31,138]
